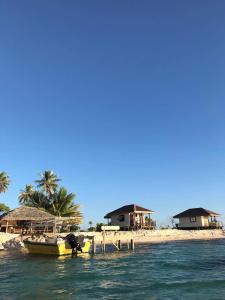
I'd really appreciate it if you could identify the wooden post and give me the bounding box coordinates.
[6,221,8,233]
[127,240,130,250]
[102,231,106,253]
[118,240,121,250]
[130,239,134,251]
[101,241,104,252]
[92,237,96,254]
[53,220,56,234]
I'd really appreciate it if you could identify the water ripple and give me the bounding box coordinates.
[1,240,225,299]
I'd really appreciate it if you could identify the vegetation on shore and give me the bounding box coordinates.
[0,203,10,214]
[19,170,83,222]
[88,221,106,232]
[0,172,10,194]
[0,171,11,214]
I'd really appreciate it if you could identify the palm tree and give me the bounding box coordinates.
[50,187,82,220]
[26,191,50,210]
[19,184,34,205]
[0,202,10,214]
[0,172,10,194]
[35,170,61,197]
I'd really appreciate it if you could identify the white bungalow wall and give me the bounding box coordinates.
[203,216,209,226]
[110,213,130,228]
[178,216,207,228]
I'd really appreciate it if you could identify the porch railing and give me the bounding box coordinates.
[208,221,223,228]
[132,220,156,229]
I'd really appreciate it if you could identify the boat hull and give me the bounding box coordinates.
[24,240,91,256]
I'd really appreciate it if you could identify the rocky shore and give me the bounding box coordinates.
[0,233,23,250]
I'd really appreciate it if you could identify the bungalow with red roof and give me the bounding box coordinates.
[104,204,156,230]
[173,208,222,230]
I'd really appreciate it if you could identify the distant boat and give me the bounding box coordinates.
[24,234,91,256]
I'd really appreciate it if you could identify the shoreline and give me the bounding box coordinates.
[1,229,225,250]
[134,234,225,245]
[80,229,225,245]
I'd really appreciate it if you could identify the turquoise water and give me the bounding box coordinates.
[1,240,225,299]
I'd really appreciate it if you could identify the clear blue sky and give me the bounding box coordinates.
[1,0,225,227]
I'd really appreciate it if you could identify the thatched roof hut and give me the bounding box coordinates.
[0,206,55,222]
[0,206,82,234]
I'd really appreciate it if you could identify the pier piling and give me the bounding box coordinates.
[130,239,134,251]
[92,237,96,254]
[102,231,106,252]
[89,229,135,254]
[118,240,121,250]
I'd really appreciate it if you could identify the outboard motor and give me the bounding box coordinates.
[65,234,82,254]
[77,235,85,245]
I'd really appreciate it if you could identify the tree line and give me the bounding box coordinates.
[0,170,82,221]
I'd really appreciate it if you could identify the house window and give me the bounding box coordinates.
[117,215,125,222]
[190,216,196,222]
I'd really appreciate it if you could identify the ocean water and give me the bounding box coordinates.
[1,240,225,300]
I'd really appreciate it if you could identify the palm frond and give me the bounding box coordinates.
[0,172,10,194]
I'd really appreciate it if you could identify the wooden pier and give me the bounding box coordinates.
[89,235,135,254]
[87,226,135,254]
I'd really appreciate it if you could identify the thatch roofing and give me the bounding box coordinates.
[173,208,220,218]
[104,204,154,218]
[0,206,55,222]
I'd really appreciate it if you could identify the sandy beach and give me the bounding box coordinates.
[132,229,225,244]
[74,229,225,245]
[1,229,225,250]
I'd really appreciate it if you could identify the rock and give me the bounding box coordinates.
[19,241,24,248]
[3,239,25,250]
[0,243,4,250]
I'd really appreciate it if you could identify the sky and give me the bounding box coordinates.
[1,0,225,228]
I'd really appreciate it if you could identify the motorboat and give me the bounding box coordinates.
[24,234,91,256]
